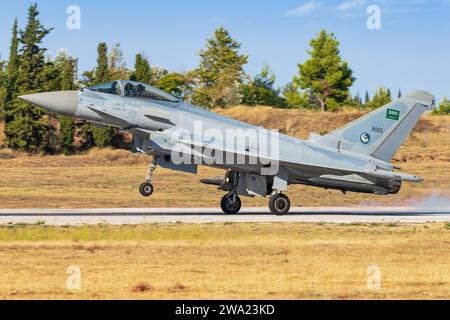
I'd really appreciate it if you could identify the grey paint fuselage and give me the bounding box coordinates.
[20,80,434,198]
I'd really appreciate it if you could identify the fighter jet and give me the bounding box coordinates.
[19,80,434,215]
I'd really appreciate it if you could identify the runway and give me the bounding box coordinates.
[0,206,449,225]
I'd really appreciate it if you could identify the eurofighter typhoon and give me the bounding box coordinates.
[19,80,434,215]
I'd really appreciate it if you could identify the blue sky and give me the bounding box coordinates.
[1,0,449,101]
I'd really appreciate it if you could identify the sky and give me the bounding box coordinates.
[1,0,449,102]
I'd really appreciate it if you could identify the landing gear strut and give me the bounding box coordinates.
[220,171,242,215]
[139,158,157,197]
[269,193,291,215]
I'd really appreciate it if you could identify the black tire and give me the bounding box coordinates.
[269,194,291,215]
[139,182,154,197]
[220,194,242,215]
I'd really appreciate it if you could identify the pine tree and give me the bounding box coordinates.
[94,42,109,84]
[5,4,53,152]
[156,72,193,100]
[192,27,248,108]
[59,116,74,154]
[241,64,286,107]
[367,87,392,109]
[353,92,363,109]
[365,90,370,106]
[54,50,76,154]
[0,62,6,117]
[3,19,19,122]
[108,43,129,80]
[91,42,115,148]
[56,51,76,91]
[130,53,152,84]
[296,30,355,111]
[432,98,450,115]
[282,82,317,109]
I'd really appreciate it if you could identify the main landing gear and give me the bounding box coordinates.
[268,193,291,216]
[219,191,291,215]
[220,193,242,215]
[139,159,157,197]
[219,171,241,215]
[217,171,292,216]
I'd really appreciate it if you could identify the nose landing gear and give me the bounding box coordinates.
[139,159,157,197]
[139,182,154,197]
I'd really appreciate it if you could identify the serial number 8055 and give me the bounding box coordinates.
[372,126,384,134]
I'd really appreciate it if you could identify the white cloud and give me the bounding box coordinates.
[337,0,366,11]
[285,1,323,17]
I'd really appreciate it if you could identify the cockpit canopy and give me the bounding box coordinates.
[87,80,180,103]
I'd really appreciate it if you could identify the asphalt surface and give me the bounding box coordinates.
[0,206,449,225]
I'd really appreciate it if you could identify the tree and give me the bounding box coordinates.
[192,27,248,108]
[90,125,114,147]
[3,19,19,121]
[151,66,169,84]
[94,42,109,84]
[0,61,6,117]
[282,82,316,109]
[398,89,402,99]
[365,90,370,106]
[352,92,363,109]
[296,30,355,111]
[54,49,76,154]
[55,49,76,91]
[5,4,52,152]
[108,43,129,80]
[367,87,392,109]
[241,64,286,107]
[130,53,153,84]
[156,72,194,100]
[87,42,116,148]
[432,97,450,115]
[59,116,74,154]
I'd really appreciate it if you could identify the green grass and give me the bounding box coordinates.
[387,222,399,227]
[0,222,447,242]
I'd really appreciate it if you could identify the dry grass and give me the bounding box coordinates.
[0,107,448,209]
[0,222,449,300]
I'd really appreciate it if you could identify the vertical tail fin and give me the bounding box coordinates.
[324,90,435,162]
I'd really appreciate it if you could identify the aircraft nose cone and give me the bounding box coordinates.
[19,91,78,116]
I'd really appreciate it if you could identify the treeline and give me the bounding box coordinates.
[0,4,448,154]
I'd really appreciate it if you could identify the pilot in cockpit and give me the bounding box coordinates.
[124,82,135,97]
[135,84,145,97]
[88,80,180,103]
[124,83,147,97]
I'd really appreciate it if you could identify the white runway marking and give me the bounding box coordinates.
[0,207,449,225]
